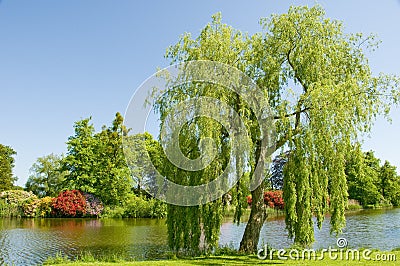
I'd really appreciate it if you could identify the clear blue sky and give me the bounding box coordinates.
[0,0,399,186]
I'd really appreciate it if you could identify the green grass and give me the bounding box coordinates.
[44,250,400,265]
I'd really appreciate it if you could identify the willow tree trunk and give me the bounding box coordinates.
[239,182,267,253]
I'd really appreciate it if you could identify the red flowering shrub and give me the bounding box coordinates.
[246,195,252,205]
[52,190,87,217]
[264,190,284,210]
[246,190,284,210]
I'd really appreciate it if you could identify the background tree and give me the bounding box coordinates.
[62,113,132,206]
[346,147,400,207]
[270,152,289,190]
[94,112,132,205]
[123,132,162,196]
[0,144,17,191]
[345,146,382,206]
[379,161,400,206]
[62,117,98,193]
[363,151,383,204]
[156,5,399,253]
[25,153,66,197]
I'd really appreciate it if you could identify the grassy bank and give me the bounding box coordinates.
[44,250,399,265]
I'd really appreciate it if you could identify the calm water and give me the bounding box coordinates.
[1,208,399,265]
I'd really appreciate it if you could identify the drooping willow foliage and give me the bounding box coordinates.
[152,5,399,253]
[153,14,255,253]
[162,111,229,253]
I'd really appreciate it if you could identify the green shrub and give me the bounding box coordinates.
[150,198,167,218]
[346,204,362,211]
[124,194,151,218]
[390,195,400,207]
[101,206,125,218]
[0,199,13,217]
[102,193,166,218]
[378,199,393,208]
[123,194,167,218]
[346,199,362,211]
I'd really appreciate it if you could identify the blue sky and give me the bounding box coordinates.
[0,0,399,186]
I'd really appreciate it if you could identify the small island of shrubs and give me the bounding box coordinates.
[0,189,166,219]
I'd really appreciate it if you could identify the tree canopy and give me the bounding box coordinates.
[152,5,399,253]
[346,146,400,207]
[0,144,17,191]
[62,113,132,206]
[25,153,66,197]
[123,132,163,196]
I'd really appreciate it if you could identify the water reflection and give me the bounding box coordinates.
[0,218,168,265]
[0,208,399,265]
[220,208,400,251]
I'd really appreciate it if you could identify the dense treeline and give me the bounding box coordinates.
[268,148,400,209]
[0,113,166,219]
[1,112,398,220]
[346,145,400,207]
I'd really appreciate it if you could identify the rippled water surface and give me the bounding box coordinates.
[1,208,399,265]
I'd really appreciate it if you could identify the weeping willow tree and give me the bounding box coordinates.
[152,5,399,254]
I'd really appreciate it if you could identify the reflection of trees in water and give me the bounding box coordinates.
[1,211,400,263]
[71,218,168,260]
[84,219,102,228]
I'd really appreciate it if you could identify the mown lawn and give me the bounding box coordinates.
[45,250,399,265]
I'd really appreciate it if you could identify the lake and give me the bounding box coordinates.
[1,208,399,265]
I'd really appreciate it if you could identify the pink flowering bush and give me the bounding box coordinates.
[82,192,104,217]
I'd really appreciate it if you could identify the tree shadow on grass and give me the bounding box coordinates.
[184,255,284,265]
